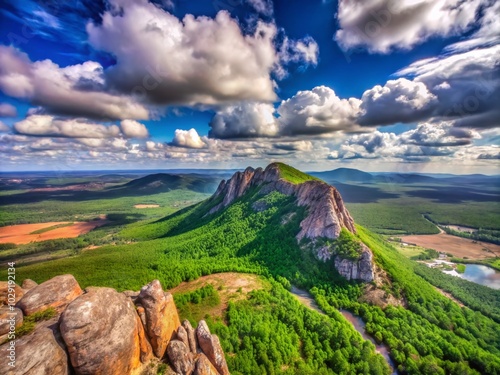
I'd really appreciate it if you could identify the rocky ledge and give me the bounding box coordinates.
[0,275,229,375]
[209,163,374,282]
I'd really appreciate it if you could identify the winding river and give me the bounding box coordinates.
[290,287,398,374]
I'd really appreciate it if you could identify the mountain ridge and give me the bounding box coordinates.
[207,162,374,282]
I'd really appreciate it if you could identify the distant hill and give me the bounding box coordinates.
[124,173,183,190]
[310,168,500,185]
[310,168,374,183]
[373,173,438,184]
[120,173,220,194]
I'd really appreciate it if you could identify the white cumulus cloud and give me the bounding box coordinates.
[277,86,363,135]
[359,78,438,125]
[14,115,121,138]
[0,46,149,120]
[209,102,279,138]
[120,120,149,139]
[87,0,318,106]
[171,128,207,149]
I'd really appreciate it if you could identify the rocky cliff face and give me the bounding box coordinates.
[209,163,374,282]
[334,244,374,282]
[0,275,230,375]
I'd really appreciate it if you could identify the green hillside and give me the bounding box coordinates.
[274,162,322,184]
[5,165,500,374]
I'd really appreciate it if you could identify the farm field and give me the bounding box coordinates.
[400,233,500,259]
[0,219,108,244]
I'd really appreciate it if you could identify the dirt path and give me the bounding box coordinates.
[290,286,397,374]
[434,286,464,307]
[421,214,444,234]
[290,286,325,315]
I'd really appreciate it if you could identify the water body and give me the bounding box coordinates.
[461,264,500,289]
[430,260,500,290]
[290,287,398,374]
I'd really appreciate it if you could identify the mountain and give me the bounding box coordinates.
[373,173,438,184]
[6,163,500,374]
[310,168,500,185]
[121,173,221,194]
[124,173,184,190]
[207,162,375,282]
[310,167,375,183]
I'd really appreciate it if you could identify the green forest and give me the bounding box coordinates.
[2,167,500,374]
[0,170,500,375]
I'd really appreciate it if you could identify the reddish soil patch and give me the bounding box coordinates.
[170,273,267,318]
[134,204,160,208]
[0,220,108,245]
[400,233,500,259]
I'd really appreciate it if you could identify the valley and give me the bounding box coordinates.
[1,164,499,374]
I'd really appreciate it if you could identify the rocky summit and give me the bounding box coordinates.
[0,275,230,375]
[208,163,374,282]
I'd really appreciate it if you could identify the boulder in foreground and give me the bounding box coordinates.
[60,287,151,375]
[16,274,82,315]
[137,279,181,358]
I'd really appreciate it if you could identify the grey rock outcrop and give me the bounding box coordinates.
[166,339,195,375]
[334,244,375,282]
[0,306,22,336]
[0,282,23,305]
[183,319,198,353]
[196,320,230,375]
[123,290,140,302]
[0,274,230,375]
[194,353,220,375]
[21,279,38,290]
[209,163,356,240]
[16,274,83,315]
[177,325,190,350]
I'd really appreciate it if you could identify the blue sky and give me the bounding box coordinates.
[0,0,498,172]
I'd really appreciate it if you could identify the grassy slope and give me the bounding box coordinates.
[275,162,321,184]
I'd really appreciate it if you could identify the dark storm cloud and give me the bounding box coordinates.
[335,0,487,53]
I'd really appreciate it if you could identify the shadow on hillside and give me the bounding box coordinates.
[406,186,500,203]
[331,182,400,203]
[0,179,219,206]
